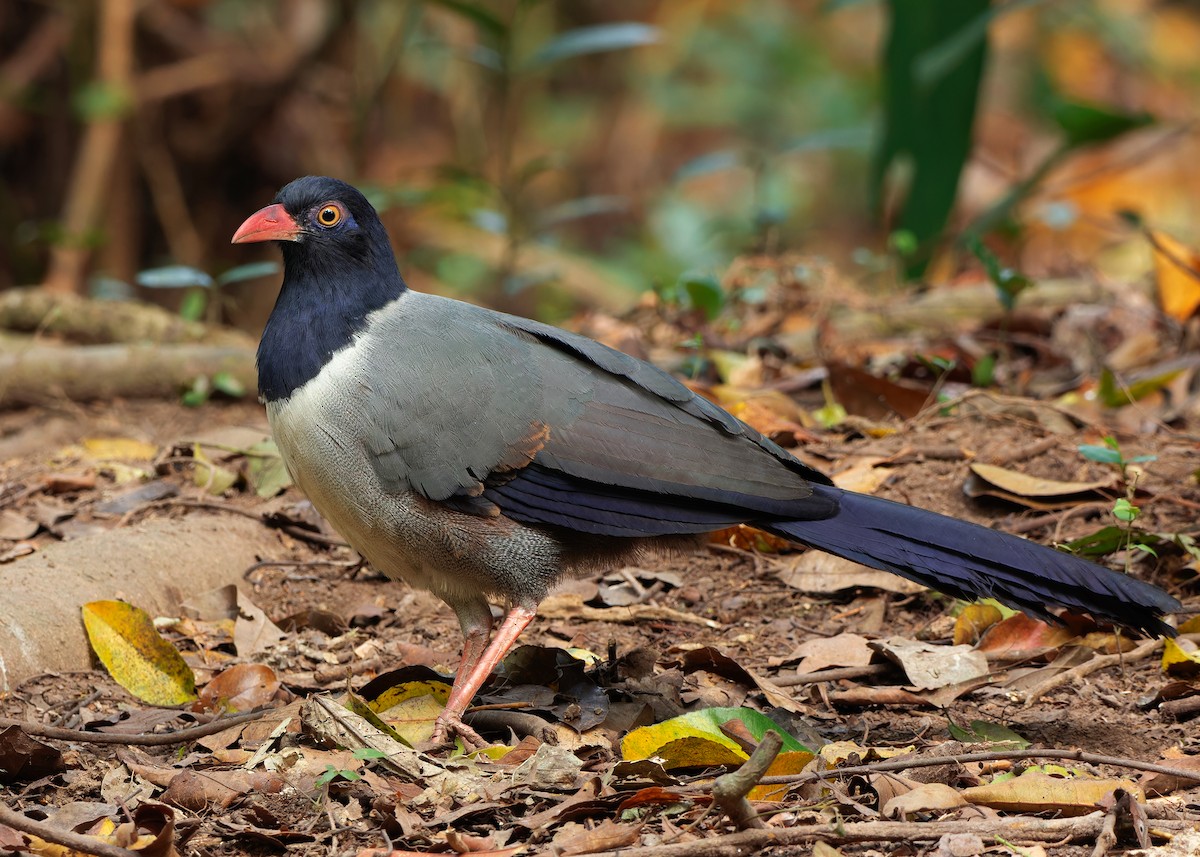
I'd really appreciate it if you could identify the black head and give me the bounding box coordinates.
[233,176,407,401]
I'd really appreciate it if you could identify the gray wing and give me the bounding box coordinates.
[359,292,836,535]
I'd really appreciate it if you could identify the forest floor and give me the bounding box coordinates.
[1,266,1199,856]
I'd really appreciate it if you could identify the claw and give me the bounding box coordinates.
[428,711,490,750]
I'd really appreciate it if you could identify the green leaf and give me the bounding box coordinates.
[217,261,279,286]
[621,707,811,768]
[210,372,247,398]
[73,81,134,120]
[524,23,660,70]
[1061,525,1163,557]
[421,0,508,38]
[675,272,724,320]
[136,265,213,289]
[675,150,742,182]
[871,0,990,278]
[1098,366,1183,408]
[971,352,996,387]
[181,376,210,408]
[1077,444,1123,465]
[1052,99,1154,149]
[178,289,208,322]
[1112,498,1140,523]
[244,439,293,497]
[947,719,1030,749]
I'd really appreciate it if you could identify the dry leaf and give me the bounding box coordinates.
[81,601,197,706]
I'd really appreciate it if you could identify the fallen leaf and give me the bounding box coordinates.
[621,707,810,769]
[0,510,38,541]
[82,601,197,706]
[0,726,65,782]
[788,633,874,673]
[975,614,1076,660]
[1150,228,1200,321]
[83,437,159,461]
[953,603,1005,645]
[883,781,967,818]
[961,771,1143,815]
[195,664,281,713]
[871,638,989,690]
[776,551,925,595]
[967,463,1116,498]
[1162,638,1200,678]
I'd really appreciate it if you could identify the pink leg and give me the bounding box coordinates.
[452,599,493,681]
[430,604,537,748]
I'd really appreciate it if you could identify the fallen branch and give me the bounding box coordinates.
[588,814,1195,857]
[0,709,267,746]
[0,803,138,857]
[0,341,255,407]
[1022,637,1163,706]
[711,730,782,830]
[749,747,1200,789]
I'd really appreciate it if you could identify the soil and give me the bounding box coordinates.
[0,396,1197,855]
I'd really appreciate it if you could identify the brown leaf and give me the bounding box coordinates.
[552,818,641,856]
[194,663,281,713]
[161,768,285,811]
[0,725,65,782]
[827,361,933,420]
[789,633,874,673]
[870,638,989,690]
[975,614,1076,660]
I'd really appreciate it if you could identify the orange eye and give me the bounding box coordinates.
[316,204,342,227]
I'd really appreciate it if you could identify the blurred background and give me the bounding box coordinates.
[3,0,1200,333]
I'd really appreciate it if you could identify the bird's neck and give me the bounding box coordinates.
[257,247,405,402]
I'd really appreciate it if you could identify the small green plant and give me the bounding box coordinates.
[1077,436,1156,484]
[1075,437,1159,567]
[313,747,387,789]
[136,261,279,323]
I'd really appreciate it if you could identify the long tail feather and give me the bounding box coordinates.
[765,485,1179,636]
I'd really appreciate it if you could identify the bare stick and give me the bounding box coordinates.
[711,731,783,830]
[0,803,138,857]
[0,709,266,746]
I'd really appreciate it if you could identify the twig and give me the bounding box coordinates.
[743,747,1200,788]
[582,814,1195,857]
[0,803,138,857]
[1022,636,1162,706]
[772,663,892,688]
[711,731,782,830]
[0,708,266,746]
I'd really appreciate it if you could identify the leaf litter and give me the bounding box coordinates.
[0,260,1198,854]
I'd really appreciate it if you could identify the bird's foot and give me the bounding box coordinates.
[428,712,491,751]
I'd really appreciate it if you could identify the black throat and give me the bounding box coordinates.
[257,234,405,402]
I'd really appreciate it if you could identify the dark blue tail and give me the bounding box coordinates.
[765,484,1179,636]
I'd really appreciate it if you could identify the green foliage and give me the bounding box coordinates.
[657,271,725,320]
[872,0,990,278]
[967,235,1033,312]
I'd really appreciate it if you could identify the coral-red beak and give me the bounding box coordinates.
[231,203,300,244]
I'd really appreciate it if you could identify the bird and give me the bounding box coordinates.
[234,176,1180,747]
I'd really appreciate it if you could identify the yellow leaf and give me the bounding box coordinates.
[1161,638,1200,678]
[82,601,197,706]
[962,771,1143,816]
[82,437,159,461]
[1150,230,1200,322]
[749,750,816,801]
[192,444,239,495]
[954,603,1005,645]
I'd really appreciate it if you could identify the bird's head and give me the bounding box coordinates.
[232,176,399,286]
[234,177,407,401]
